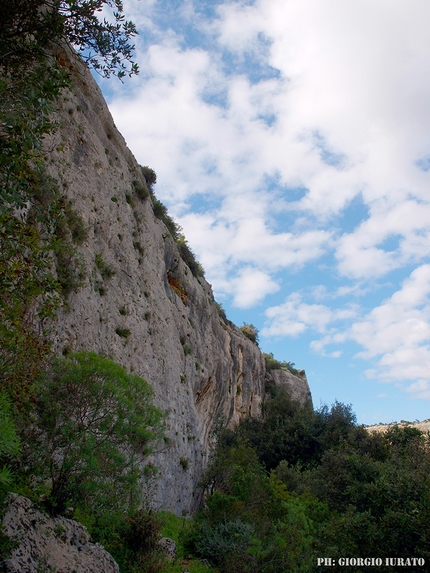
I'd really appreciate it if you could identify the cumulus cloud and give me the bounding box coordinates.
[262,292,358,338]
[350,265,430,382]
[102,0,430,407]
[108,0,430,292]
[265,267,430,393]
[229,267,279,308]
[405,380,430,400]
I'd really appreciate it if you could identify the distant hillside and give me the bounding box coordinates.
[366,419,430,434]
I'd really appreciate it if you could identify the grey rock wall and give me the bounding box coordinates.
[267,369,312,405]
[44,51,311,515]
[2,494,119,573]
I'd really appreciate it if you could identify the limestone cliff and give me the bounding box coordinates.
[2,494,119,573]
[44,53,312,515]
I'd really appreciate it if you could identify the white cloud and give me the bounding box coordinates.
[350,265,430,369]
[108,1,430,291]
[262,292,357,338]
[229,267,279,308]
[102,1,430,405]
[336,200,430,279]
[405,380,430,400]
[262,266,430,392]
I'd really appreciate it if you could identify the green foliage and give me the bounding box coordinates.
[0,211,59,396]
[101,507,165,573]
[0,0,137,404]
[263,352,303,376]
[148,178,204,277]
[263,352,283,370]
[176,234,204,278]
[115,327,131,339]
[95,253,116,279]
[152,197,179,242]
[0,0,139,80]
[190,438,322,573]
[240,323,259,345]
[159,511,216,573]
[0,393,20,489]
[307,426,430,564]
[18,352,164,515]
[141,165,157,191]
[179,456,189,470]
[132,179,149,201]
[59,200,88,245]
[194,391,430,571]
[215,301,227,321]
[237,393,356,472]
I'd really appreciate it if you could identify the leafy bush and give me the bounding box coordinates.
[263,352,284,370]
[0,393,20,489]
[215,301,227,321]
[141,166,157,191]
[240,323,259,345]
[107,507,165,573]
[263,352,303,376]
[18,352,164,514]
[194,390,430,570]
[190,518,254,569]
[132,179,149,201]
[1,0,139,79]
[149,188,204,278]
[191,440,321,573]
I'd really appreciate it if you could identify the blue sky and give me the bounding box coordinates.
[97,0,430,424]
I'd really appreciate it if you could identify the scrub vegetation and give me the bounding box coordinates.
[182,391,430,573]
[144,168,204,279]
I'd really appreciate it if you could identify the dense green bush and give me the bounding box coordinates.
[141,166,157,191]
[189,391,430,572]
[18,352,164,515]
[176,234,204,278]
[263,352,303,376]
[190,438,323,573]
[132,179,149,201]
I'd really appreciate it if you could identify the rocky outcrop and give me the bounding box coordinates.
[1,494,119,573]
[42,50,312,515]
[267,369,312,405]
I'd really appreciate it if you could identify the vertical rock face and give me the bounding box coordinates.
[267,369,313,406]
[45,53,312,515]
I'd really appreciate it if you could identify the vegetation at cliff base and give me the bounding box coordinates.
[183,391,430,573]
[0,352,166,572]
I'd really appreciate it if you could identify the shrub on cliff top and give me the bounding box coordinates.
[240,323,259,345]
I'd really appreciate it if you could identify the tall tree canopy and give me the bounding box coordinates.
[0,0,139,78]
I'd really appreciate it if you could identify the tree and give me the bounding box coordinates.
[19,352,164,514]
[0,0,139,79]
